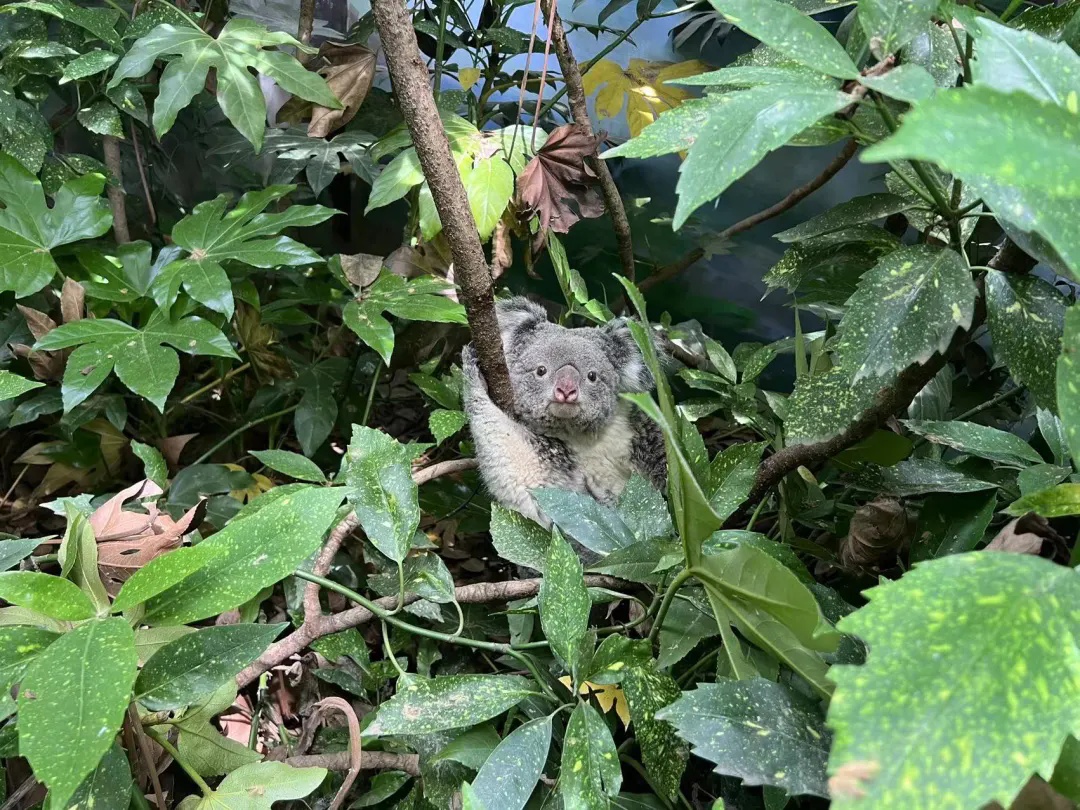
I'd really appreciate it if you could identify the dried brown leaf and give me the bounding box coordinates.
[339,252,383,289]
[516,124,604,243]
[60,278,85,324]
[159,434,197,470]
[491,217,512,280]
[985,513,1062,556]
[11,343,62,381]
[839,499,911,570]
[234,302,293,381]
[308,43,376,138]
[18,305,57,341]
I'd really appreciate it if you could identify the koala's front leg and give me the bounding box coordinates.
[461,346,564,529]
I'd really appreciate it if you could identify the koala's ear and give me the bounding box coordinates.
[496,297,548,347]
[600,317,654,393]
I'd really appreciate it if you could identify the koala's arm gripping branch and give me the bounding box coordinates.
[369,0,515,412]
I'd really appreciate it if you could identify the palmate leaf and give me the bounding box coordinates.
[111,19,341,150]
[0,152,112,297]
[34,311,238,412]
[153,185,336,318]
[828,553,1080,810]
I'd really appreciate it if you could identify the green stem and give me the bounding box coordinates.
[432,0,451,98]
[1000,0,1026,23]
[647,568,695,646]
[360,363,381,427]
[873,95,953,218]
[145,727,213,796]
[191,403,299,466]
[745,498,767,532]
[912,386,1024,450]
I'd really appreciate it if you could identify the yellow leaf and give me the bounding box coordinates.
[558,676,631,728]
[582,57,710,139]
[459,67,481,93]
[581,59,626,96]
[224,463,274,504]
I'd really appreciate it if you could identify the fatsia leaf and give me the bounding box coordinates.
[111,19,340,150]
[560,702,623,808]
[471,716,553,810]
[835,246,975,382]
[153,186,335,317]
[344,425,419,564]
[179,762,327,810]
[987,270,1068,412]
[539,530,591,677]
[828,553,1080,810]
[34,311,238,412]
[18,618,138,809]
[365,674,536,736]
[857,0,938,58]
[0,153,111,297]
[0,370,42,402]
[901,420,1043,467]
[657,678,830,797]
[1060,306,1080,465]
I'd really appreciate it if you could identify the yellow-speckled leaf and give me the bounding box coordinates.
[828,553,1080,809]
[784,365,880,445]
[539,530,591,677]
[623,666,688,802]
[471,716,552,810]
[1057,306,1080,463]
[365,674,537,736]
[560,702,622,808]
[182,761,327,810]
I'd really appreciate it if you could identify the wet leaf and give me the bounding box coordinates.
[365,674,536,736]
[471,716,552,810]
[902,419,1043,467]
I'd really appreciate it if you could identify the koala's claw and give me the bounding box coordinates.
[460,345,486,394]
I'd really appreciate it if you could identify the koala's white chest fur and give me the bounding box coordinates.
[565,406,636,505]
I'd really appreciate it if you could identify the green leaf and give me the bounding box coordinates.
[367,147,425,211]
[784,366,879,445]
[0,370,43,402]
[539,530,591,676]
[112,543,224,613]
[432,726,502,769]
[366,674,536,736]
[472,716,552,810]
[835,246,975,382]
[252,128,375,195]
[911,491,997,561]
[345,426,419,564]
[53,741,131,810]
[143,486,344,625]
[61,49,118,82]
[175,682,261,777]
[251,449,326,483]
[585,636,654,685]
[77,100,123,138]
[901,419,1043,467]
[828,553,1080,809]
[18,618,137,809]
[131,441,168,489]
[135,622,286,710]
[0,625,58,718]
[709,441,765,521]
[622,666,688,802]
[464,156,514,241]
[1006,483,1080,517]
[708,0,859,78]
[657,596,718,669]
[534,488,638,556]
[343,300,395,365]
[430,409,467,446]
[973,17,1080,108]
[987,271,1068,412]
[35,311,238,412]
[857,0,937,57]
[616,474,673,544]
[58,503,109,614]
[112,19,340,150]
[181,762,327,810]
[155,187,333,317]
[850,458,996,496]
[858,64,936,103]
[0,571,96,620]
[658,678,830,797]
[6,0,121,45]
[1060,306,1080,463]
[294,361,340,456]
[773,193,911,243]
[0,153,111,297]
[560,701,622,808]
[490,503,551,572]
[0,538,44,571]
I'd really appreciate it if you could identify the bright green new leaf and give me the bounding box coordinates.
[0,153,111,297]
[143,486,344,625]
[784,366,879,445]
[18,618,137,809]
[464,156,514,241]
[34,311,238,412]
[623,666,688,802]
[0,370,42,402]
[135,622,286,710]
[345,425,419,564]
[179,762,327,810]
[539,530,592,677]
[490,503,552,572]
[366,147,425,212]
[365,674,536,736]
[560,701,623,808]
[112,543,224,613]
[658,678,830,797]
[153,187,334,317]
[828,553,1080,809]
[431,726,501,770]
[1057,306,1080,463]
[835,246,975,382]
[987,270,1068,412]
[251,449,327,483]
[1007,483,1080,517]
[708,0,859,78]
[0,571,96,620]
[472,716,552,810]
[857,0,938,57]
[430,409,467,446]
[111,19,340,150]
[901,419,1043,467]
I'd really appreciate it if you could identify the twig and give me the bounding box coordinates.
[283,750,420,776]
[539,0,636,282]
[129,121,156,226]
[127,704,166,810]
[102,135,131,244]
[0,777,38,810]
[311,698,361,810]
[190,403,299,465]
[369,0,515,413]
[296,0,315,62]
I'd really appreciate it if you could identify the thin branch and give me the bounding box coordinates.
[312,698,361,810]
[283,750,421,776]
[129,120,156,226]
[540,0,636,282]
[296,0,315,63]
[102,135,131,244]
[369,0,515,413]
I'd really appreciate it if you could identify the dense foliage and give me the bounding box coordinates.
[1,0,1080,808]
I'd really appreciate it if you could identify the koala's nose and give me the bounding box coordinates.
[553,366,580,403]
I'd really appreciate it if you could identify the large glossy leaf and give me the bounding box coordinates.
[489,503,552,572]
[59,742,131,810]
[179,762,327,810]
[560,702,622,808]
[344,426,419,564]
[365,674,536,736]
[112,543,224,613]
[828,553,1080,809]
[835,246,975,382]
[784,365,879,445]
[534,488,638,555]
[143,486,344,625]
[708,0,859,78]
[34,311,238,412]
[0,571,96,620]
[901,419,1043,467]
[973,17,1080,107]
[0,370,42,402]
[662,678,829,796]
[135,623,286,710]
[463,156,514,241]
[152,187,334,317]
[987,271,1068,412]
[849,458,996,496]
[471,716,552,810]
[250,449,326,483]
[0,153,111,297]
[622,666,688,802]
[857,0,937,57]
[111,19,340,150]
[18,618,138,809]
[1060,306,1080,464]
[539,531,591,676]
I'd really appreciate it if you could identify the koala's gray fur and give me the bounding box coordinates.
[462,297,667,541]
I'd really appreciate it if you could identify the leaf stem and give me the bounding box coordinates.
[174,362,251,410]
[144,726,213,796]
[432,0,451,98]
[360,362,381,427]
[647,567,695,646]
[190,403,299,466]
[1000,0,1027,23]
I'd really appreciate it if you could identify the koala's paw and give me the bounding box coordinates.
[460,345,486,395]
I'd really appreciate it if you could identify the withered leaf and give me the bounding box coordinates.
[491,217,512,280]
[60,278,85,324]
[234,302,294,381]
[984,513,1063,557]
[308,42,376,138]
[839,499,912,571]
[18,305,57,341]
[339,252,384,289]
[159,434,197,471]
[516,123,604,244]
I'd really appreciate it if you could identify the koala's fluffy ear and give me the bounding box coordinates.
[495,297,548,349]
[600,317,654,392]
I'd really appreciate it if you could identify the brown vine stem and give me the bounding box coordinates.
[369,0,515,413]
[539,0,636,282]
[102,135,131,244]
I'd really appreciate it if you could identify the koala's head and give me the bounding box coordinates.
[496,297,653,435]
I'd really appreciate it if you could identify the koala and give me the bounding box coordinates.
[461,296,667,540]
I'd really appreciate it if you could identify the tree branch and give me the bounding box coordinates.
[297,0,315,62]
[282,751,420,777]
[369,0,515,412]
[540,0,636,282]
[102,135,131,244]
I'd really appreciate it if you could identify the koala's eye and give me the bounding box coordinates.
[587,371,598,382]
[536,366,547,377]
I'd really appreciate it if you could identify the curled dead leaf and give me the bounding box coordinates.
[234,302,294,381]
[985,513,1064,557]
[491,217,512,281]
[60,277,85,324]
[839,498,911,571]
[308,42,376,138]
[158,433,198,471]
